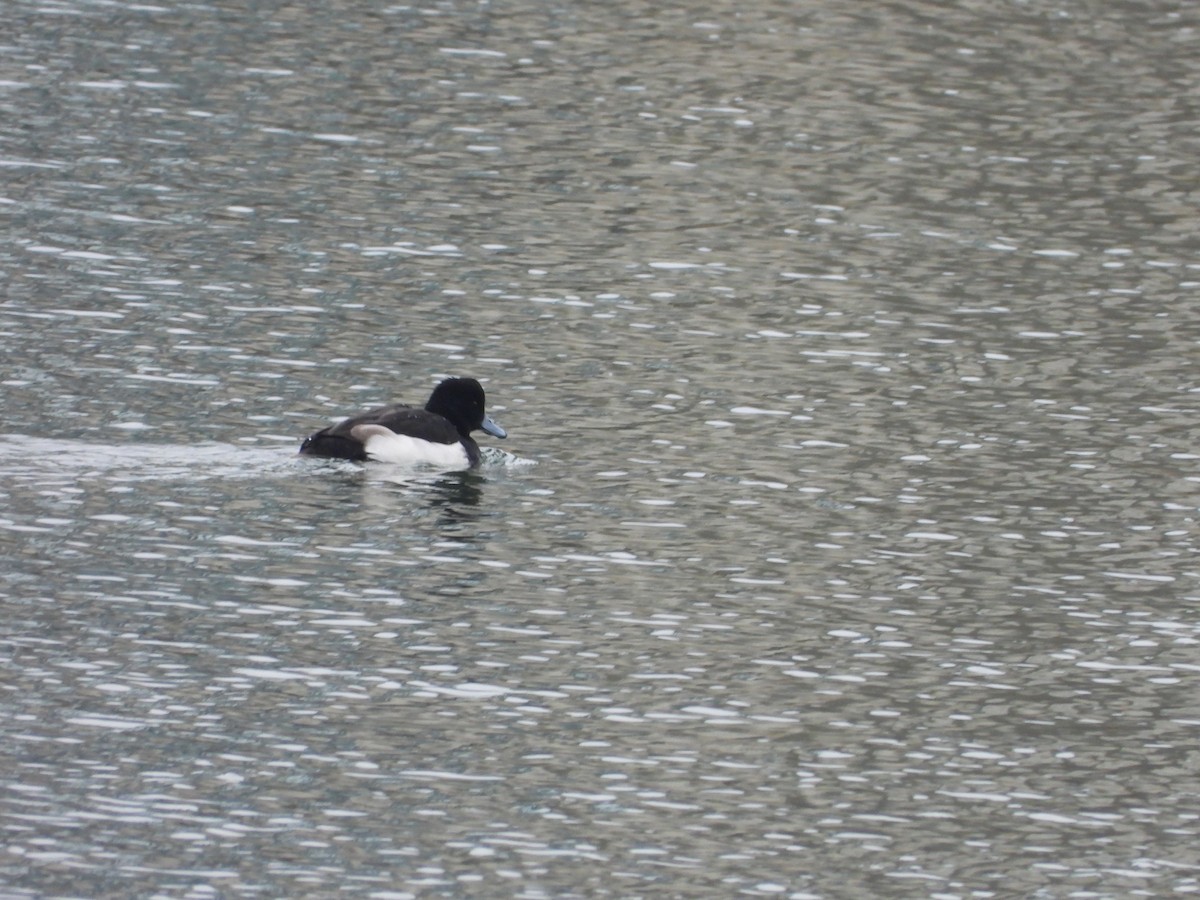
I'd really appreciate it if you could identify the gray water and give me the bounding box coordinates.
[3,1,1199,897]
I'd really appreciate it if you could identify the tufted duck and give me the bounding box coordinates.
[299,377,506,468]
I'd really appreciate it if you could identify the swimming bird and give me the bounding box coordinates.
[299,377,506,468]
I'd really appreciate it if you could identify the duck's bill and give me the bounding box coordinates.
[481,416,507,439]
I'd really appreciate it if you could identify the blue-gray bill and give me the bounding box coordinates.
[481,416,507,439]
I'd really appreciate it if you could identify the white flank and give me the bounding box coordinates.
[352,424,469,468]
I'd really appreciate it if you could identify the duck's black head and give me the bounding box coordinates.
[425,377,507,439]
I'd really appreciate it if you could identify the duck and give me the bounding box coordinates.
[299,377,506,468]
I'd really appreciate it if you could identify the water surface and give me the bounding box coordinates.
[3,0,1199,897]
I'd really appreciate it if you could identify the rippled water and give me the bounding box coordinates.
[3,0,1200,897]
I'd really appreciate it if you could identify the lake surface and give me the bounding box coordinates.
[3,0,1199,897]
